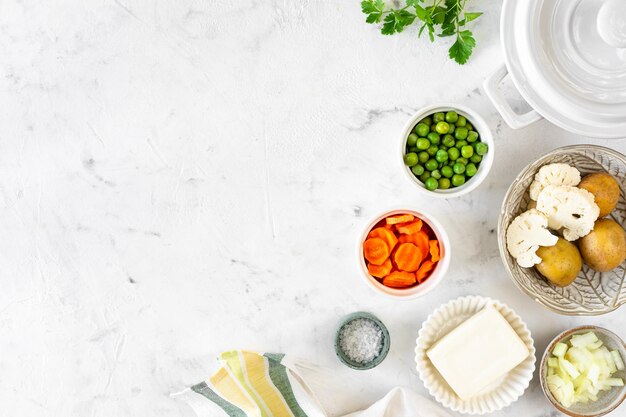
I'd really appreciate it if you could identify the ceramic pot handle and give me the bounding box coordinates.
[483,65,543,129]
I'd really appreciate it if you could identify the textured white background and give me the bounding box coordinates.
[1,0,625,416]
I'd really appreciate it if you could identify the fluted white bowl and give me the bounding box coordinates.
[415,295,536,414]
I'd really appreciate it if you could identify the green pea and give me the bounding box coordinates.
[427,132,441,145]
[422,116,433,126]
[453,162,465,174]
[448,124,455,134]
[445,111,458,123]
[466,123,474,131]
[466,163,478,177]
[439,178,451,189]
[407,133,418,147]
[433,112,445,123]
[435,149,448,163]
[415,123,430,137]
[431,169,442,179]
[456,140,468,149]
[475,142,489,156]
[404,153,418,166]
[424,177,438,191]
[455,127,469,140]
[408,146,418,153]
[441,165,453,178]
[470,154,482,164]
[456,157,468,165]
[435,122,450,134]
[456,116,467,127]
[427,145,438,156]
[467,131,479,143]
[443,134,455,147]
[416,138,430,150]
[451,174,466,187]
[448,147,460,160]
[425,159,438,171]
[461,145,474,158]
[418,151,430,163]
[412,164,425,176]
[419,171,431,183]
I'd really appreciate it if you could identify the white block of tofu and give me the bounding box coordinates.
[426,305,530,400]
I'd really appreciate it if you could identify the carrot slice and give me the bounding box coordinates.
[382,271,416,288]
[363,238,390,265]
[429,240,440,262]
[396,219,423,234]
[393,243,423,272]
[416,260,435,283]
[385,214,414,225]
[398,231,429,255]
[367,259,393,278]
[368,227,398,252]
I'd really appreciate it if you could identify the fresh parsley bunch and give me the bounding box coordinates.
[361,0,482,65]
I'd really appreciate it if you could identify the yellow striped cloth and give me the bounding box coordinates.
[177,351,324,417]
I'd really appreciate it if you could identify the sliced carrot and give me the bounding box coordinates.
[429,240,440,262]
[368,227,398,252]
[396,219,423,235]
[393,243,423,272]
[416,260,435,283]
[367,259,393,278]
[398,231,429,255]
[385,214,414,225]
[363,238,390,265]
[382,271,416,288]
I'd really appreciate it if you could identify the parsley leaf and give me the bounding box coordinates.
[361,0,482,64]
[361,0,385,24]
[448,29,476,64]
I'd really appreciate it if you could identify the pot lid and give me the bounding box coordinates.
[502,0,626,138]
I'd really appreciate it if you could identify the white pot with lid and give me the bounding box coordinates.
[484,0,626,139]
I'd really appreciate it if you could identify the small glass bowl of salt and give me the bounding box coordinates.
[334,312,390,370]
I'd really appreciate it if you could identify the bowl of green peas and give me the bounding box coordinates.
[401,104,493,198]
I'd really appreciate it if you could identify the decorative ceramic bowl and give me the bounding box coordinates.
[399,103,494,198]
[498,145,626,315]
[334,312,390,370]
[415,295,536,414]
[357,208,451,300]
[540,326,626,417]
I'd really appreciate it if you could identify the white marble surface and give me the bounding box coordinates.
[1,1,625,416]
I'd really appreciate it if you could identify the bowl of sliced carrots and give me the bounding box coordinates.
[358,208,450,299]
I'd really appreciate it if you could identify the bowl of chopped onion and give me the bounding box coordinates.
[540,326,626,417]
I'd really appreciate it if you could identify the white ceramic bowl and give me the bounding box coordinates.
[415,295,536,414]
[400,103,494,198]
[539,326,626,417]
[357,208,450,300]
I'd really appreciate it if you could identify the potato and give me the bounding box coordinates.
[579,218,626,272]
[578,172,620,217]
[536,238,582,287]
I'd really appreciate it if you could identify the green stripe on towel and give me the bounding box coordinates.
[264,353,309,417]
[191,381,247,417]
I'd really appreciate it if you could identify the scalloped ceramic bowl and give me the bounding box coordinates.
[415,295,536,415]
[498,145,626,315]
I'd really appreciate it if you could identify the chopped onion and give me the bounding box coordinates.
[547,332,624,407]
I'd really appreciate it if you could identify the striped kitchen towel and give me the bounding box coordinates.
[173,350,326,417]
[173,350,452,417]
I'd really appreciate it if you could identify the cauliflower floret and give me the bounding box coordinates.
[506,209,559,268]
[529,163,581,200]
[536,185,600,241]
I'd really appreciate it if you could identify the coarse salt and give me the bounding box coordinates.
[338,318,383,364]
